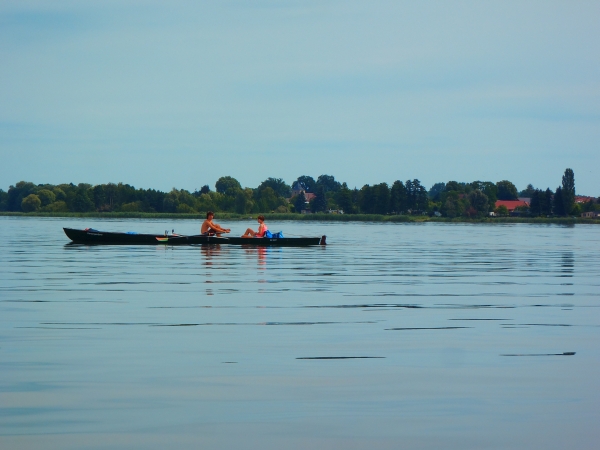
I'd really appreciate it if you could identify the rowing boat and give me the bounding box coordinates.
[63,228,326,246]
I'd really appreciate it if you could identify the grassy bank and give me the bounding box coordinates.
[1,211,599,224]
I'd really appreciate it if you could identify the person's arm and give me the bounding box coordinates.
[210,221,230,233]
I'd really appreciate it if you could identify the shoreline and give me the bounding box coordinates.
[1,211,598,225]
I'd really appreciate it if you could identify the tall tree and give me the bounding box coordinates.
[257,178,291,198]
[0,189,8,211]
[467,190,489,217]
[428,182,446,201]
[519,184,536,198]
[335,183,354,213]
[561,168,575,215]
[295,176,316,193]
[529,189,542,216]
[21,194,41,212]
[294,192,307,213]
[542,188,553,216]
[215,176,241,194]
[496,180,518,200]
[316,174,341,193]
[372,183,390,215]
[390,180,407,213]
[553,186,565,216]
[311,186,328,212]
[235,190,248,214]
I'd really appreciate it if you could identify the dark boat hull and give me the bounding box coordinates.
[63,228,325,246]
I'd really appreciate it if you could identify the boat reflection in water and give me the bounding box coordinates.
[243,245,269,268]
[201,244,222,266]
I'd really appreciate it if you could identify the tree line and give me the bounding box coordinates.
[1,169,597,217]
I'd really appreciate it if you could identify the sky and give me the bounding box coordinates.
[1,0,599,195]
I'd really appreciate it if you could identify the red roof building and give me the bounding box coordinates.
[575,195,594,203]
[495,200,529,212]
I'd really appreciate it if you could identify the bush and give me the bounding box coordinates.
[21,194,41,212]
[176,203,195,213]
[120,201,143,212]
[42,201,69,212]
[494,205,509,216]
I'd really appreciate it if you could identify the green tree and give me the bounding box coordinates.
[0,189,8,211]
[255,187,282,212]
[53,187,67,202]
[45,201,69,212]
[405,179,428,212]
[445,181,466,193]
[359,185,374,213]
[495,205,509,216]
[215,176,241,194]
[335,183,354,214]
[294,176,316,193]
[442,191,463,218]
[21,194,41,212]
[471,181,497,211]
[467,190,489,217]
[561,168,575,215]
[235,190,249,214]
[294,192,307,213]
[8,181,37,211]
[529,189,543,216]
[163,190,179,213]
[316,175,341,193]
[37,189,56,207]
[496,180,518,200]
[372,183,390,214]
[176,203,195,213]
[311,186,328,212]
[121,201,143,212]
[390,180,407,213]
[92,185,106,209]
[257,178,291,198]
[519,184,536,198]
[553,186,565,216]
[543,188,553,216]
[71,188,95,212]
[428,182,446,201]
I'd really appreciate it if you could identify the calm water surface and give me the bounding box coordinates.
[1,217,599,449]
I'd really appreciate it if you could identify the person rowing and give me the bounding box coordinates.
[242,215,267,238]
[201,211,230,236]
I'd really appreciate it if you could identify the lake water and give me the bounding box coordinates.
[1,216,599,449]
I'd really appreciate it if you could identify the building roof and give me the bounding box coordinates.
[575,195,594,203]
[495,200,529,211]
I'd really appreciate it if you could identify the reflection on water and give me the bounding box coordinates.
[1,217,599,450]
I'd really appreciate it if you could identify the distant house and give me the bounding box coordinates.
[581,211,600,218]
[575,196,595,204]
[495,200,530,212]
[291,182,317,201]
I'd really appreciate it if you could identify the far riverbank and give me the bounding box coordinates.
[1,211,598,225]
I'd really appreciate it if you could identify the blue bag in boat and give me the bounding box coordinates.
[271,231,284,238]
[263,230,273,238]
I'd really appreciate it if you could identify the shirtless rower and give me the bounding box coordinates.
[201,211,230,236]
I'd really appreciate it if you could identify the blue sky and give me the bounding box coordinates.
[1,1,599,194]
